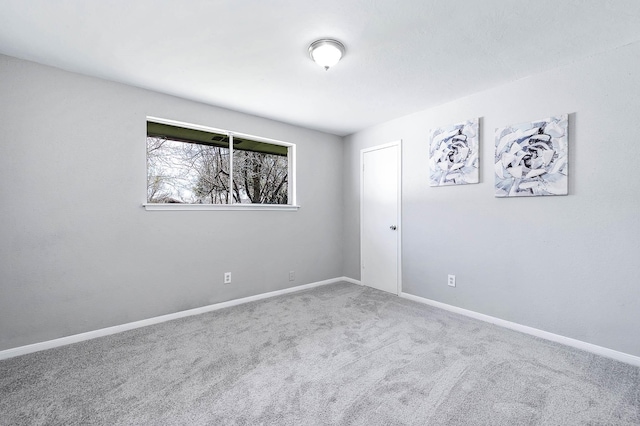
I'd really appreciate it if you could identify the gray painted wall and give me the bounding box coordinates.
[0,55,344,351]
[343,42,640,357]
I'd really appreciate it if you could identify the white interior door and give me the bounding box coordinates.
[361,142,401,294]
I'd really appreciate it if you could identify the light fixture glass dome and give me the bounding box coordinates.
[309,39,345,70]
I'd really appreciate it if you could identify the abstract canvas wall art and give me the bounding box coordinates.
[495,115,568,197]
[429,118,479,186]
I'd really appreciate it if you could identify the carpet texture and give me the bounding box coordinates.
[1,282,639,425]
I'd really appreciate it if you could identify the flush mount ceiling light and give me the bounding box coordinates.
[308,39,345,70]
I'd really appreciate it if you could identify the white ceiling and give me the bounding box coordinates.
[1,1,639,136]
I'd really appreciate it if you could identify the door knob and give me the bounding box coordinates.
[390,225,397,230]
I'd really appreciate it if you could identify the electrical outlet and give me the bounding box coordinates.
[289,270,295,281]
[224,272,231,284]
[448,274,456,287]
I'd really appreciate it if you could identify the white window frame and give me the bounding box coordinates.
[143,116,298,211]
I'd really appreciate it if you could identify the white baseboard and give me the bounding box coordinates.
[341,277,362,286]
[0,277,354,361]
[400,292,640,368]
[12,280,633,368]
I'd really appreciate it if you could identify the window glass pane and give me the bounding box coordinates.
[232,136,289,204]
[146,120,294,206]
[147,123,230,204]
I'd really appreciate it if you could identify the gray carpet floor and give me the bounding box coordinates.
[1,282,639,425]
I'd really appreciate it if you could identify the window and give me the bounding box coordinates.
[145,118,296,210]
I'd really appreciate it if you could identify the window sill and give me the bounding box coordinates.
[143,203,300,211]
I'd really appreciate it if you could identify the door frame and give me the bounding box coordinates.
[360,140,402,295]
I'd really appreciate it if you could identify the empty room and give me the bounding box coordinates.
[1,1,639,424]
